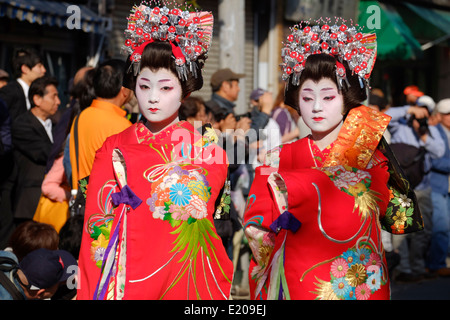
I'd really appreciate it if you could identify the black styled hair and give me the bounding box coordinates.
[28,76,59,108]
[179,96,205,120]
[12,48,43,79]
[284,54,367,115]
[123,41,205,99]
[93,59,127,99]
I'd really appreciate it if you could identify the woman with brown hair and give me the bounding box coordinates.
[76,3,233,300]
[7,220,59,261]
[243,20,423,300]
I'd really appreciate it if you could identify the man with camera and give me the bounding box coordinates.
[385,86,445,283]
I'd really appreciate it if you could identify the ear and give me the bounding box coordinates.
[32,94,42,108]
[21,64,31,75]
[120,87,132,102]
[36,288,46,299]
[121,86,131,97]
[221,81,230,91]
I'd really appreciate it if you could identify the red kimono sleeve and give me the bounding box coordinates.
[77,137,119,300]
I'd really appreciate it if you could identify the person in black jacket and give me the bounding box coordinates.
[0,48,46,121]
[0,49,46,246]
[11,76,60,225]
[0,97,12,249]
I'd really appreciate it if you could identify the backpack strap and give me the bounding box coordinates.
[0,257,24,300]
[74,114,80,185]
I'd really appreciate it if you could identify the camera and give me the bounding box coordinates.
[412,95,435,135]
[415,116,429,136]
[409,111,429,136]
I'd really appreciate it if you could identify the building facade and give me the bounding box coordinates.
[0,0,448,114]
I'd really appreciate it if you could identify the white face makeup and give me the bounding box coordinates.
[299,78,344,148]
[135,67,183,133]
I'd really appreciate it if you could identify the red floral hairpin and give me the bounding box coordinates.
[281,18,377,88]
[122,1,214,80]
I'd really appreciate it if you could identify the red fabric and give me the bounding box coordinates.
[244,138,391,300]
[77,121,233,300]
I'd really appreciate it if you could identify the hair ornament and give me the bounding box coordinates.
[122,1,214,80]
[335,60,350,89]
[281,17,377,88]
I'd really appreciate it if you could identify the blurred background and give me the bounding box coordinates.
[0,0,448,116]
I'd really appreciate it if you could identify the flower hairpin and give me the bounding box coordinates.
[281,18,377,89]
[122,1,214,80]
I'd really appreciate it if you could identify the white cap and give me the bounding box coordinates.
[416,95,435,112]
[436,98,450,114]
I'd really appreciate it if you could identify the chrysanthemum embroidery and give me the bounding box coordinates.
[169,183,192,206]
[140,159,231,298]
[330,258,348,278]
[147,165,211,226]
[312,245,386,300]
[321,165,381,220]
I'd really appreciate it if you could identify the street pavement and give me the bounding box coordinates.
[231,275,450,300]
[391,276,450,300]
[231,276,450,300]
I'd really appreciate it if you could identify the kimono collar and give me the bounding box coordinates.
[322,105,391,169]
[135,120,198,144]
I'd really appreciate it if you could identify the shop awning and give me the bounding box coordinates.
[0,0,110,33]
[358,1,423,60]
[398,3,450,50]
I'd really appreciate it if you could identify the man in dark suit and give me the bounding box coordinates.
[0,48,46,121]
[11,76,60,223]
[0,48,46,244]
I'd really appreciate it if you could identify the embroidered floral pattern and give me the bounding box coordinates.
[244,214,275,287]
[194,126,219,148]
[312,244,386,300]
[320,165,381,220]
[214,180,231,219]
[140,143,231,298]
[86,180,118,268]
[84,122,232,299]
[90,220,113,268]
[383,187,416,234]
[306,165,387,300]
[147,165,211,226]
[264,145,283,168]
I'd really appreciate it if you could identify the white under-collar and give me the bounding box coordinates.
[17,78,31,110]
[34,115,53,143]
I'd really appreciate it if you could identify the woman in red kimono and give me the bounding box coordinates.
[77,4,233,300]
[243,20,423,300]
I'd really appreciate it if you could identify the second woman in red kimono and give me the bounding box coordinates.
[243,19,423,300]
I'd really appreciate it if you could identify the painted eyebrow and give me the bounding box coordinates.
[301,87,337,92]
[139,77,173,83]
